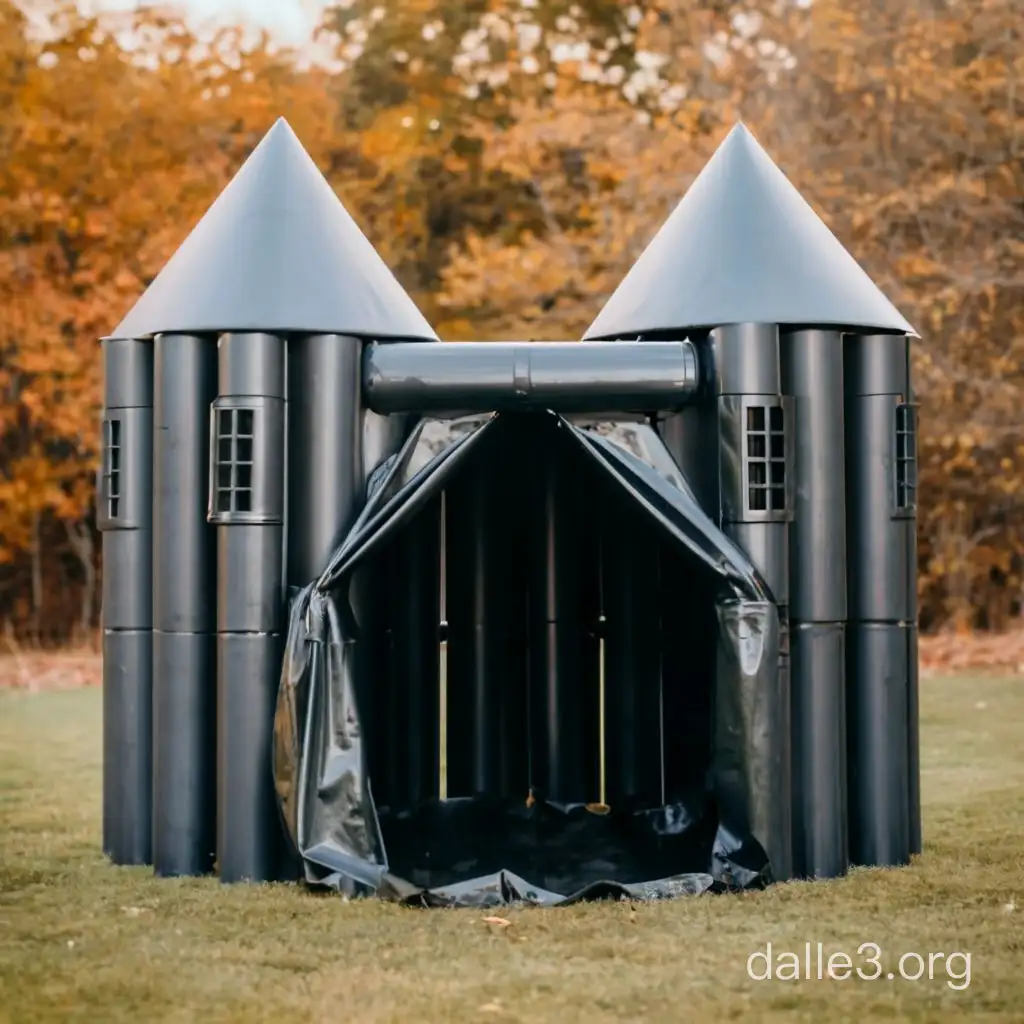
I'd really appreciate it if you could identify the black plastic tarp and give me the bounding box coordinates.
[272,411,788,906]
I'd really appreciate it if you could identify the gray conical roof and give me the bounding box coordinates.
[584,123,915,339]
[111,118,438,341]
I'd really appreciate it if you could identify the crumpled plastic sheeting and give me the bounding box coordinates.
[272,410,787,904]
[712,601,791,888]
[380,869,716,908]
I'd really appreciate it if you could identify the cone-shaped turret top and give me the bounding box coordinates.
[584,123,915,339]
[111,118,438,341]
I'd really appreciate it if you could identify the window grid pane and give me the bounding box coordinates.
[104,417,122,519]
[214,406,259,515]
[746,405,786,514]
[895,404,917,510]
[237,409,254,437]
[229,409,239,504]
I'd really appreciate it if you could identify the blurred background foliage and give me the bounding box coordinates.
[0,0,1021,642]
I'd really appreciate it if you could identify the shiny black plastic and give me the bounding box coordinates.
[272,411,789,904]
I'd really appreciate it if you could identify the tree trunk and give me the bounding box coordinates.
[30,510,42,640]
[65,520,97,639]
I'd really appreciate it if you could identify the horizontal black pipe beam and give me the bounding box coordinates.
[362,341,700,414]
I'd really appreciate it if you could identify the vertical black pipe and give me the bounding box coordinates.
[711,322,793,882]
[100,337,153,865]
[446,430,529,799]
[712,322,791,604]
[907,623,921,856]
[152,333,218,877]
[350,550,391,811]
[499,448,531,801]
[780,327,848,880]
[845,333,914,868]
[602,495,663,809]
[385,499,442,810]
[285,334,363,590]
[905,346,922,857]
[655,331,718,519]
[216,633,283,878]
[659,543,716,805]
[714,600,788,879]
[285,334,386,878]
[445,465,501,797]
[846,623,910,865]
[789,623,846,876]
[213,332,286,884]
[527,428,599,806]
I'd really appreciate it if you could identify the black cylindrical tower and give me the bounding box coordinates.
[601,497,663,809]
[711,322,793,882]
[780,328,849,880]
[446,436,529,800]
[151,333,218,877]
[844,332,917,867]
[211,332,286,884]
[99,337,154,866]
[526,438,599,806]
[382,500,442,811]
[285,334,364,589]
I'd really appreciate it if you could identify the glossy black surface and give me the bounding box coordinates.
[151,335,218,878]
[152,629,217,877]
[601,492,663,808]
[102,629,152,865]
[272,411,789,903]
[213,333,289,884]
[847,623,911,867]
[445,431,530,799]
[217,632,287,883]
[526,428,600,806]
[99,338,154,867]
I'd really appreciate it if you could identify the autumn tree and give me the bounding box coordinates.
[0,0,1019,637]
[314,0,686,323]
[437,0,1024,626]
[683,0,1024,629]
[0,1,337,637]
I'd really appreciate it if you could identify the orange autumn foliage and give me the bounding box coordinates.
[0,0,1021,641]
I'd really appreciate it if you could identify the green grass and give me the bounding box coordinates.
[1,675,1022,1023]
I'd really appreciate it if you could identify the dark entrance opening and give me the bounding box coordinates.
[355,413,721,893]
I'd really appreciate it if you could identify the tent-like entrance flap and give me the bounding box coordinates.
[272,411,789,905]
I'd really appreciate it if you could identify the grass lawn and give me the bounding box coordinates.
[0,673,1021,1023]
